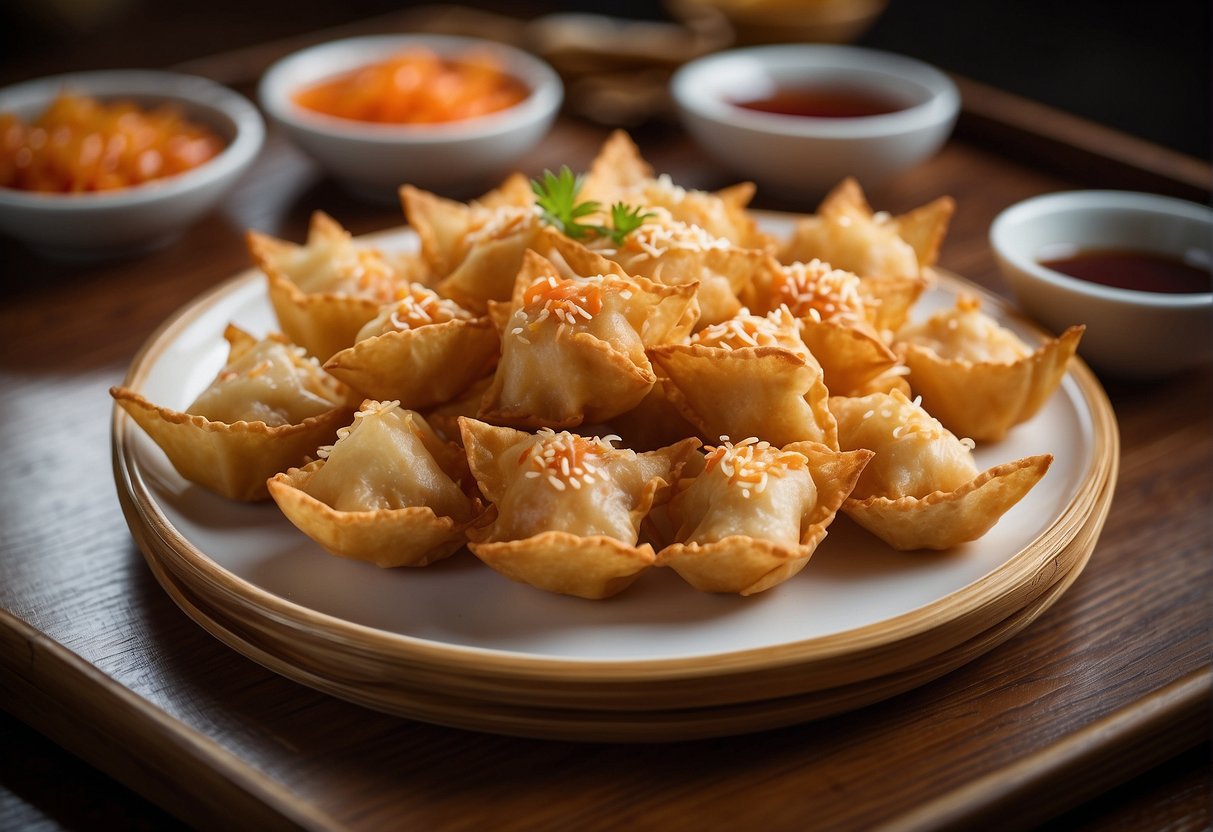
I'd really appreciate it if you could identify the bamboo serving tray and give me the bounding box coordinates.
[110,217,1118,742]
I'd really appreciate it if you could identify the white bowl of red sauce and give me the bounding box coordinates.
[669,44,959,198]
[258,34,563,200]
[0,70,264,259]
[991,190,1212,379]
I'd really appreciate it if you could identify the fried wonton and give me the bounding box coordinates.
[779,179,948,337]
[895,295,1085,441]
[401,179,541,313]
[830,390,1052,550]
[657,437,871,595]
[267,401,480,567]
[587,210,764,328]
[780,177,954,284]
[111,324,353,501]
[322,283,498,409]
[479,243,698,428]
[746,258,900,394]
[247,212,421,362]
[650,307,839,449]
[459,417,698,599]
[581,130,772,250]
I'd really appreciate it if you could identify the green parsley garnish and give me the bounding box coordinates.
[605,201,655,247]
[531,166,601,241]
[531,166,653,245]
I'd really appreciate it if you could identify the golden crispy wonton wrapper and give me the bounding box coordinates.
[657,440,871,595]
[459,417,697,599]
[324,317,498,409]
[830,389,1052,550]
[651,335,838,450]
[248,212,423,362]
[843,454,1053,551]
[479,246,697,428]
[111,325,353,501]
[401,182,541,313]
[780,177,954,283]
[267,404,480,567]
[897,297,1085,441]
[581,130,772,250]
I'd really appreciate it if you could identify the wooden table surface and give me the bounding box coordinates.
[1,20,1210,832]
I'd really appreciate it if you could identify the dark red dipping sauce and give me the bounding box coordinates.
[1040,248,1212,295]
[733,86,907,119]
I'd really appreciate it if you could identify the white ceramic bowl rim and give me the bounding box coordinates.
[670,43,960,139]
[0,69,265,211]
[258,34,563,143]
[990,190,1213,309]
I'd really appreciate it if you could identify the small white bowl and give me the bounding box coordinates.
[669,44,959,198]
[258,34,563,200]
[0,70,264,260]
[991,190,1213,379]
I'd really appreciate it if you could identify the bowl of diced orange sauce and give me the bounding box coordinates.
[0,70,264,259]
[258,35,563,200]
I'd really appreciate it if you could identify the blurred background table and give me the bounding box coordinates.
[1,3,1209,830]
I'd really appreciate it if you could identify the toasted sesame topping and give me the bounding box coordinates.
[774,259,865,323]
[386,285,471,331]
[693,309,791,351]
[335,249,398,302]
[467,205,539,245]
[702,436,809,498]
[647,173,688,203]
[614,220,730,261]
[521,275,608,327]
[519,428,622,490]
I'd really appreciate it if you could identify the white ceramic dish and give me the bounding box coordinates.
[670,44,958,198]
[991,190,1213,379]
[258,34,563,200]
[0,70,264,259]
[117,217,1098,662]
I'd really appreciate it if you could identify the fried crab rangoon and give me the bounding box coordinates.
[247,211,426,362]
[650,307,839,450]
[268,401,482,567]
[479,237,698,428]
[780,178,948,337]
[745,257,903,395]
[894,295,1085,442]
[781,177,953,284]
[657,437,872,595]
[322,282,498,410]
[830,390,1052,550]
[401,174,542,313]
[581,130,772,251]
[586,210,766,329]
[111,324,354,501]
[459,418,699,599]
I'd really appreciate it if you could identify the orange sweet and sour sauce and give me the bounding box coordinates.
[292,49,529,125]
[0,92,225,194]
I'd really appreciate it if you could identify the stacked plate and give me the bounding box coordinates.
[111,220,1117,742]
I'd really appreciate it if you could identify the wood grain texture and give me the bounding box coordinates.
[2,28,1211,829]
